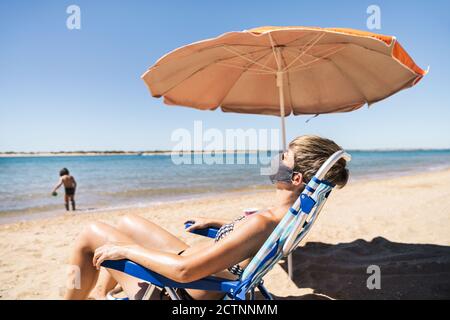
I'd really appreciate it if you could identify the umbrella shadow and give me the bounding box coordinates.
[273,237,450,300]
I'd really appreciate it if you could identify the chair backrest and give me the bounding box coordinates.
[233,150,351,299]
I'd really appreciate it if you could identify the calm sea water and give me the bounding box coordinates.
[1,150,450,222]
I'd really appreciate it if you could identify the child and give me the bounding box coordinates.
[52,168,77,211]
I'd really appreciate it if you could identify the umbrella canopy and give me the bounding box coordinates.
[142,26,426,116]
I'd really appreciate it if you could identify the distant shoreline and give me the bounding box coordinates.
[0,150,262,157]
[0,151,171,157]
[2,148,450,157]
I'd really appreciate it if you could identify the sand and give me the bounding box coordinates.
[1,169,449,300]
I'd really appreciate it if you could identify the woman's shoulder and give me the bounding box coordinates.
[242,212,276,234]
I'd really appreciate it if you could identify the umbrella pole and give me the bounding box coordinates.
[279,84,293,280]
[275,49,287,151]
[276,49,293,280]
[277,73,287,151]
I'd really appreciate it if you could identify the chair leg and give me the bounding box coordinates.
[141,283,157,300]
[288,254,293,280]
[249,288,255,300]
[165,287,181,300]
[257,283,274,300]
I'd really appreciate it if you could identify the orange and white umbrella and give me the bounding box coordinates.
[142,26,427,149]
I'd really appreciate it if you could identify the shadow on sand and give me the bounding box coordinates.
[268,237,450,300]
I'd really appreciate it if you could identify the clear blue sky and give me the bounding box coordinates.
[0,0,449,151]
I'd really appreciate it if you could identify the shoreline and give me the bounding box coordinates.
[0,150,264,158]
[2,148,450,158]
[0,186,273,225]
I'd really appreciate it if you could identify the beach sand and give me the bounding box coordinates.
[1,169,449,300]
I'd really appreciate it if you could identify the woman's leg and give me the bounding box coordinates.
[64,221,137,300]
[88,268,118,300]
[89,214,190,299]
[109,214,224,300]
[66,215,190,300]
[117,214,189,252]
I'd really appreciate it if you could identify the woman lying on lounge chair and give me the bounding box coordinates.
[64,135,349,300]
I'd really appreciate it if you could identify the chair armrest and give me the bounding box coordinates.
[184,222,219,239]
[101,259,238,292]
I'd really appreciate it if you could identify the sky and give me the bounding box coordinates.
[0,0,449,152]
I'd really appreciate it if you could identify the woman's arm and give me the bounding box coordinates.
[94,215,271,283]
[93,244,187,282]
[179,215,271,282]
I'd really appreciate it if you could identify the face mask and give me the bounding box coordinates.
[269,153,298,184]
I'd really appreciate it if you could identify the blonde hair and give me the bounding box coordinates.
[288,135,349,188]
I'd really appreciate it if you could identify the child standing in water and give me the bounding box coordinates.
[52,168,77,211]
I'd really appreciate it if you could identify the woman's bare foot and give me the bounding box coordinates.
[88,284,123,300]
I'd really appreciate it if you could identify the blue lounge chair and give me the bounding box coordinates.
[102,150,351,300]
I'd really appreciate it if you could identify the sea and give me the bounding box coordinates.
[1,150,450,223]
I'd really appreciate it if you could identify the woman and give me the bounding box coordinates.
[64,135,349,300]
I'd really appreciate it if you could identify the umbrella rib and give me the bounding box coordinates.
[155,47,273,97]
[327,57,369,105]
[157,43,273,65]
[299,49,370,105]
[288,47,345,71]
[217,49,275,74]
[284,45,346,72]
[222,45,277,72]
[283,49,306,65]
[254,49,277,73]
[216,62,275,74]
[220,48,278,74]
[153,45,271,71]
[288,41,404,73]
[217,50,276,109]
[282,33,326,72]
[286,42,344,71]
[266,30,324,50]
[289,42,345,48]
[304,47,392,97]
[330,49,417,105]
[284,40,405,74]
[267,30,329,69]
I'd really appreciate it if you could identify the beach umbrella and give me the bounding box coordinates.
[141,26,427,279]
[142,26,426,150]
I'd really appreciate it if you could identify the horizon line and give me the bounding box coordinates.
[1,147,450,155]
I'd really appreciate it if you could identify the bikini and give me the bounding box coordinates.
[177,215,247,276]
[213,215,246,276]
[172,215,248,300]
